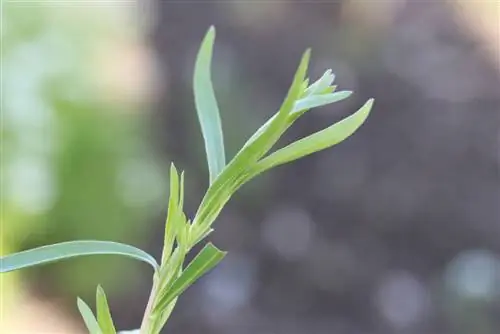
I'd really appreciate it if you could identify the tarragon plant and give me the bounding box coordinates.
[0,26,373,334]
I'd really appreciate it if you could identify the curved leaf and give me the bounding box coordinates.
[194,25,226,184]
[0,241,159,273]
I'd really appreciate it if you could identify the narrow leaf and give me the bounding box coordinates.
[0,241,159,273]
[96,285,117,334]
[162,164,180,263]
[194,25,226,184]
[255,99,374,173]
[77,298,102,334]
[293,91,352,114]
[153,243,226,313]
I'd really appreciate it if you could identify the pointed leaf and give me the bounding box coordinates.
[153,243,226,313]
[77,298,102,334]
[194,25,226,184]
[96,285,117,334]
[304,69,335,96]
[255,99,373,173]
[162,164,181,263]
[0,241,159,273]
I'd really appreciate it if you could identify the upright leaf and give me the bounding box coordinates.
[77,298,103,334]
[162,164,181,263]
[96,285,117,334]
[194,25,226,184]
[153,243,226,313]
[0,240,159,273]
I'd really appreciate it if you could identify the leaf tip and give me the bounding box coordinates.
[364,98,375,111]
[205,25,216,42]
[301,48,312,67]
[77,297,85,308]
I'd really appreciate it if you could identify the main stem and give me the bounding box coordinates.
[139,277,158,334]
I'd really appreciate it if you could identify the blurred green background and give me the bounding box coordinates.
[1,1,499,334]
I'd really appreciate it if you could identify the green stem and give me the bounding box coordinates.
[139,276,159,334]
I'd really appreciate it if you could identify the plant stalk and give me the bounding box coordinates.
[140,276,159,334]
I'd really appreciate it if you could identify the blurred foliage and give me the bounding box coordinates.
[1,3,166,298]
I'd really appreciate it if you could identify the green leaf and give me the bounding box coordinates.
[194,25,226,184]
[96,285,117,334]
[190,49,311,241]
[293,91,352,114]
[0,241,159,273]
[304,69,335,96]
[77,298,103,334]
[162,164,181,263]
[153,243,226,313]
[254,99,374,173]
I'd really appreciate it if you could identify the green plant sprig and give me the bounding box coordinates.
[0,26,373,334]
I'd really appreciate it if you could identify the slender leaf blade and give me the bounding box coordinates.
[96,285,117,334]
[255,99,374,172]
[77,298,103,334]
[293,91,352,114]
[153,243,226,313]
[0,241,159,273]
[194,25,226,184]
[162,164,180,264]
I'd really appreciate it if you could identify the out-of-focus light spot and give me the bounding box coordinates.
[6,156,56,215]
[261,206,315,261]
[201,253,257,321]
[375,270,430,329]
[93,42,158,106]
[117,159,165,208]
[220,1,288,32]
[444,249,500,301]
[341,0,406,30]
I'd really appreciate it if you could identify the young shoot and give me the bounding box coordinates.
[0,26,374,334]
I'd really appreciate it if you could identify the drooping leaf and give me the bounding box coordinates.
[153,243,226,313]
[77,298,103,334]
[0,240,159,273]
[96,285,117,334]
[194,25,226,184]
[254,99,374,173]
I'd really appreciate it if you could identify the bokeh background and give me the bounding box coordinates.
[1,0,499,333]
